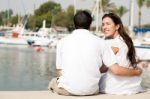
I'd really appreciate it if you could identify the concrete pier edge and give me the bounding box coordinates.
[0,89,150,99]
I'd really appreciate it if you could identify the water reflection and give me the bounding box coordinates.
[0,45,56,91]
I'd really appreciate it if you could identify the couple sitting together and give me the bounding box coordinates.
[48,10,148,96]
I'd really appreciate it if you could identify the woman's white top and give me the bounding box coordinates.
[99,35,145,95]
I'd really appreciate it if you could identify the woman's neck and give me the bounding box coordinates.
[112,31,119,39]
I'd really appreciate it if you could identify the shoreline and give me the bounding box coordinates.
[0,90,150,99]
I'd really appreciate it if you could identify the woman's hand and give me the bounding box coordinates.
[100,65,108,73]
[138,61,149,70]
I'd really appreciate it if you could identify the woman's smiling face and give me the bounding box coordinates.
[102,17,119,38]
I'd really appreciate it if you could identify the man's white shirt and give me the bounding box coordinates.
[56,29,117,95]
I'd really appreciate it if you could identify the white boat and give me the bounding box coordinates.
[0,20,57,47]
[26,20,57,47]
[0,25,28,45]
[133,39,150,60]
[26,31,52,47]
[0,37,27,45]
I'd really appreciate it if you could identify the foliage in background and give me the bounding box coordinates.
[113,6,128,18]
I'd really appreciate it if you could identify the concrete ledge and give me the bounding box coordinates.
[0,90,150,99]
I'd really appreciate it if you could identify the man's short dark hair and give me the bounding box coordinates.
[74,10,92,29]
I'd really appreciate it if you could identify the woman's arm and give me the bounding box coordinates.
[109,63,142,76]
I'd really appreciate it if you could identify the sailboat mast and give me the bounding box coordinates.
[96,0,100,33]
[91,0,100,33]
[7,0,10,25]
[74,0,77,15]
[129,0,134,32]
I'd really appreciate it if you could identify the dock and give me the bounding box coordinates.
[0,90,150,99]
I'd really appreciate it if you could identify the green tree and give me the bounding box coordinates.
[66,5,75,31]
[26,15,35,30]
[52,5,75,31]
[35,12,52,29]
[0,15,2,25]
[34,1,62,29]
[10,15,19,26]
[146,0,150,7]
[0,9,13,25]
[99,0,116,13]
[34,1,61,16]
[6,9,13,19]
[53,12,67,27]
[113,6,128,17]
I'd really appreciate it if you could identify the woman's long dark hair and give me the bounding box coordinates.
[102,13,137,67]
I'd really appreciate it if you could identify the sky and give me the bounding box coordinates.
[0,0,150,26]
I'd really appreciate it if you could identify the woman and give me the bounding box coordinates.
[99,13,146,95]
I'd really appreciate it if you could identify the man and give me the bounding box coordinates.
[48,10,142,96]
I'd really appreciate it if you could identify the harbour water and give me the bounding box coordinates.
[0,45,150,91]
[0,45,56,91]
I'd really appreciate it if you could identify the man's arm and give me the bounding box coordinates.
[56,69,62,77]
[56,41,62,77]
[109,63,142,76]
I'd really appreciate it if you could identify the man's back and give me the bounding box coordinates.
[57,29,105,95]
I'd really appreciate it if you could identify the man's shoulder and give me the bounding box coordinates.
[57,34,72,44]
[89,35,106,49]
[91,34,105,43]
[60,34,72,41]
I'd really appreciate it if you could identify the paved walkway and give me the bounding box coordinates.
[0,90,150,99]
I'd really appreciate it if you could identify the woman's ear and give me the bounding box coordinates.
[116,24,120,30]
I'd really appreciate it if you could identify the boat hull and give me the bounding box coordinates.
[135,46,150,60]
